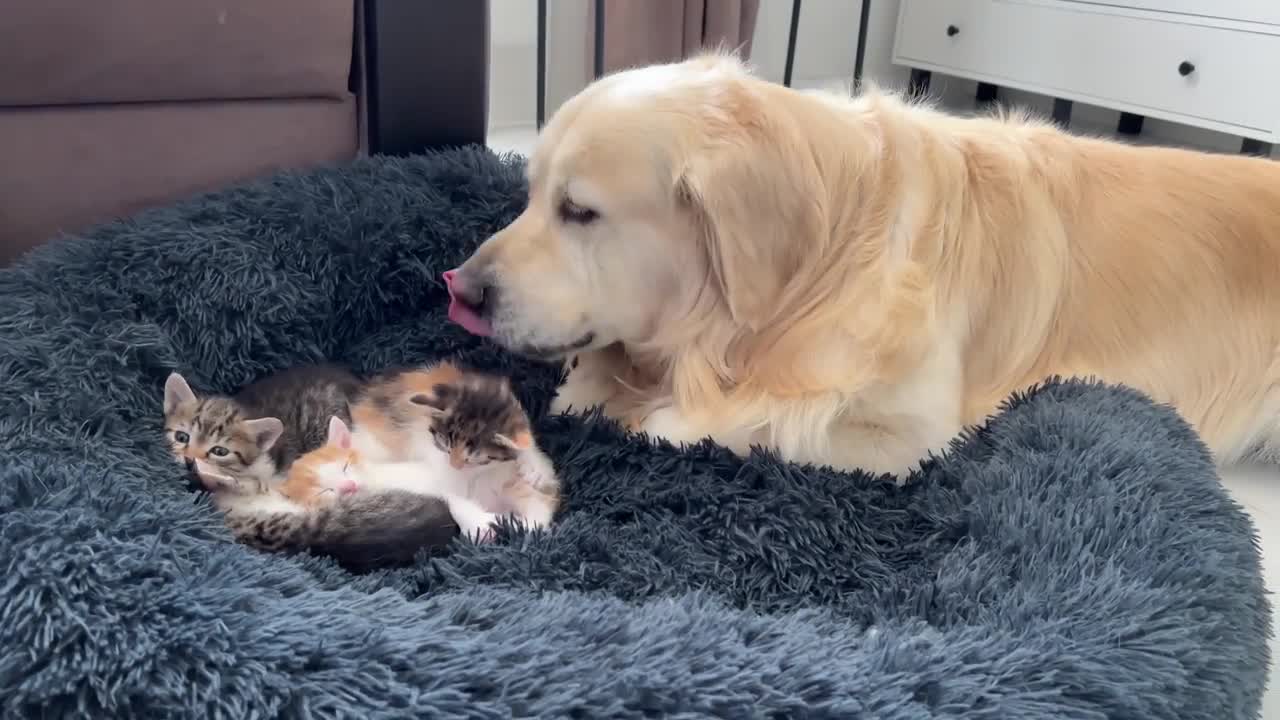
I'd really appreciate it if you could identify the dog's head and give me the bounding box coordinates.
[445,54,829,363]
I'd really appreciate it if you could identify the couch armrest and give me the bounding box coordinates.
[361,0,489,155]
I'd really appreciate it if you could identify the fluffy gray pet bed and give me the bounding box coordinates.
[0,148,1270,718]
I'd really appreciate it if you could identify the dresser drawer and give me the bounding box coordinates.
[894,0,1280,133]
[1073,1,1280,27]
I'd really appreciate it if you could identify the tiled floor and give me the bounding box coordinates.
[487,124,1277,715]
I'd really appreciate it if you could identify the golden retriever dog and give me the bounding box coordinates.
[444,52,1280,477]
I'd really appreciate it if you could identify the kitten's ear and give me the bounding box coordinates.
[494,430,533,451]
[409,387,451,417]
[432,383,460,401]
[326,416,352,450]
[243,417,284,452]
[408,393,438,408]
[164,372,197,415]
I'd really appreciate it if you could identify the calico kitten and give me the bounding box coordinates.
[278,415,365,507]
[343,361,560,539]
[408,369,561,537]
[163,364,362,493]
[348,360,464,462]
[279,416,500,540]
[417,373,531,469]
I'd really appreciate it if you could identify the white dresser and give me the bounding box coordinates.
[892,0,1280,154]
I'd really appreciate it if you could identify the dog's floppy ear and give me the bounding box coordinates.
[676,79,826,330]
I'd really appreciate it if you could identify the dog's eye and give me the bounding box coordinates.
[559,198,598,224]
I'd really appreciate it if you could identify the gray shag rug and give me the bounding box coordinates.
[0,147,1270,719]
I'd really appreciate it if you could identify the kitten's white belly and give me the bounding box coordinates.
[214,490,304,515]
[351,428,395,463]
[359,455,515,514]
[358,461,443,495]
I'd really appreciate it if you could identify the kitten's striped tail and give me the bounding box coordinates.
[225,491,458,573]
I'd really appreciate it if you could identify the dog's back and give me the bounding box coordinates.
[881,99,1280,464]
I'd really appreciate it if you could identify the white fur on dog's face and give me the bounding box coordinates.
[454,60,741,358]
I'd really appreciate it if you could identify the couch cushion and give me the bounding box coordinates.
[0,0,353,107]
[0,96,358,263]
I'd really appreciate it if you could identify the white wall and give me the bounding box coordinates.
[489,0,1269,155]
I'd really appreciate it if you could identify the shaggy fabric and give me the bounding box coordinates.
[0,148,1270,719]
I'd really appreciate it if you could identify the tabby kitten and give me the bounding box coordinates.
[220,486,459,574]
[163,364,362,493]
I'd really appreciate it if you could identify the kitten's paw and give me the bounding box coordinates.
[461,513,502,544]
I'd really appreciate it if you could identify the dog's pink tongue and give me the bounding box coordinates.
[443,269,493,337]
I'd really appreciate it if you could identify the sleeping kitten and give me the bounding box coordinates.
[348,360,464,462]
[317,365,561,540]
[279,416,503,540]
[162,364,362,493]
[412,369,560,537]
[214,473,458,573]
[188,415,457,572]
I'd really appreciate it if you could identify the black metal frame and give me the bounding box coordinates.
[535,0,872,119]
[362,0,490,155]
[852,0,872,88]
[783,0,803,87]
[536,0,548,129]
[593,0,606,80]
[529,0,1274,159]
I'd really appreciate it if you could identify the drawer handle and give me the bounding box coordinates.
[1178,61,1196,77]
[946,24,960,37]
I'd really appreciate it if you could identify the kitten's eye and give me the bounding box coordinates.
[558,198,598,224]
[173,431,190,444]
[208,446,230,458]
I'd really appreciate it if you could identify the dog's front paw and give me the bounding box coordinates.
[551,371,614,416]
[639,405,701,445]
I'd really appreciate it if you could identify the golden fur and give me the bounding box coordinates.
[453,53,1280,476]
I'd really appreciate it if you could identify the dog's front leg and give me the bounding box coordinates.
[550,344,630,417]
[639,405,755,456]
[640,405,955,479]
